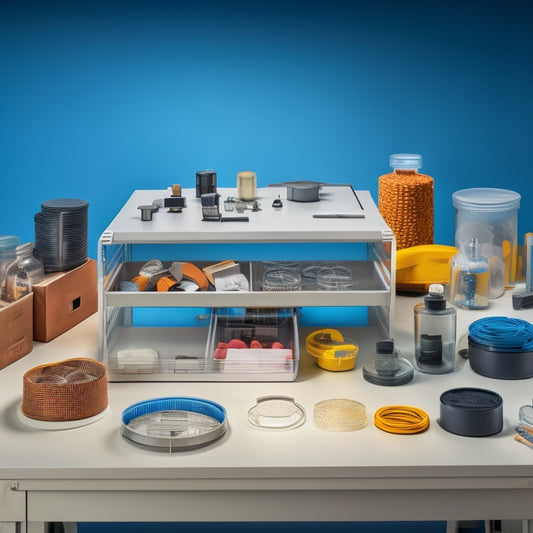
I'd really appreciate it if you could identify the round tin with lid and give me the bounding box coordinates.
[439,387,503,437]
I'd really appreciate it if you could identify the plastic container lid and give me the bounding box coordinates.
[389,153,422,170]
[247,396,306,429]
[452,188,521,212]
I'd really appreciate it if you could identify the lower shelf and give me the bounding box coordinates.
[104,309,300,382]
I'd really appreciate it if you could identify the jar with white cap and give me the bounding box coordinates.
[414,283,457,374]
[452,187,520,299]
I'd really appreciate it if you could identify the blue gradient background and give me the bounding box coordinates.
[2,0,532,260]
[1,1,531,531]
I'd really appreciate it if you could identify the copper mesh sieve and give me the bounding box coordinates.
[22,358,108,422]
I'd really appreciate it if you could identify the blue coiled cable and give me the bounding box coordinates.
[469,316,533,352]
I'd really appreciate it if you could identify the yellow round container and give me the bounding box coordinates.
[305,329,358,371]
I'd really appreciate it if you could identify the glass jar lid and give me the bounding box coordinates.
[452,188,520,211]
[389,153,422,170]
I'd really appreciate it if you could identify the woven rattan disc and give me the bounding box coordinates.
[22,358,108,422]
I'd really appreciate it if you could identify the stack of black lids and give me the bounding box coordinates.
[34,199,88,273]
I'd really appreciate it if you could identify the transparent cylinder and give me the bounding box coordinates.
[414,285,457,374]
[452,187,520,298]
[6,242,44,302]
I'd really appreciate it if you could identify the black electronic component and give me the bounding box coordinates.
[164,197,187,208]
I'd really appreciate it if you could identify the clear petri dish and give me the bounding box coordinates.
[262,268,302,291]
[121,397,227,451]
[316,265,353,290]
[248,396,306,429]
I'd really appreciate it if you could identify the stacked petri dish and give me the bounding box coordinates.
[34,199,89,273]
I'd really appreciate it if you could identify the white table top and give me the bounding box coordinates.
[2,288,533,486]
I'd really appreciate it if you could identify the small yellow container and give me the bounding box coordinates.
[305,329,358,371]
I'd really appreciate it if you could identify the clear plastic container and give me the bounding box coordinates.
[6,242,44,302]
[414,284,456,374]
[452,187,520,298]
[450,237,489,310]
[0,235,19,301]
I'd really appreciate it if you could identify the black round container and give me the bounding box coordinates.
[468,337,533,379]
[439,387,503,437]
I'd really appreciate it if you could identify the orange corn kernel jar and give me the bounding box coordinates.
[378,153,434,250]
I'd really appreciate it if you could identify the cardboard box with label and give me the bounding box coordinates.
[0,293,33,370]
[33,258,98,342]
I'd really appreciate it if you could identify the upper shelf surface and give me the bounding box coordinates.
[101,186,393,244]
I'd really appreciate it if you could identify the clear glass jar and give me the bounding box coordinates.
[414,283,457,374]
[6,242,44,302]
[452,187,520,298]
[0,235,19,301]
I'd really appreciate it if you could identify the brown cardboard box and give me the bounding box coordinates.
[33,258,98,342]
[0,293,33,370]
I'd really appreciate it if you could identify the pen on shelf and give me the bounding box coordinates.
[313,213,365,219]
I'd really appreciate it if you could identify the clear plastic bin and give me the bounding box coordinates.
[452,188,520,298]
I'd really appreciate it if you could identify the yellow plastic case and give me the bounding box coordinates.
[305,329,358,371]
[395,244,457,293]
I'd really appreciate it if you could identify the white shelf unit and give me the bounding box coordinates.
[97,185,395,381]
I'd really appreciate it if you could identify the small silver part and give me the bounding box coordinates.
[138,205,158,221]
[139,259,169,286]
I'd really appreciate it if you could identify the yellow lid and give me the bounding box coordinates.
[305,329,358,372]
